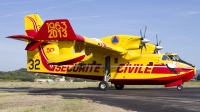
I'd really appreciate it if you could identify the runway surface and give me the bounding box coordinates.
[1,87,200,112]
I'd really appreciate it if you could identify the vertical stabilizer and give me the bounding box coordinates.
[25,14,43,37]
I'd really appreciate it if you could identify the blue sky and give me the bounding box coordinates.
[0,0,200,71]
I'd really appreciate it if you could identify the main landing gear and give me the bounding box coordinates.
[99,70,110,91]
[114,85,124,90]
[99,81,109,91]
[177,85,183,91]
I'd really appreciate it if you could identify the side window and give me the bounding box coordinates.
[114,58,118,63]
[162,55,169,60]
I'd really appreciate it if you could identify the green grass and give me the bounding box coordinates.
[0,81,199,89]
[0,82,99,88]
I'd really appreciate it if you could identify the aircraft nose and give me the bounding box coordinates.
[181,65,196,82]
[194,67,196,75]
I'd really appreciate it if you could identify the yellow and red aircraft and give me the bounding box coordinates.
[7,14,196,91]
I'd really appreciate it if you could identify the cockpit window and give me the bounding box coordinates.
[174,55,181,60]
[168,55,177,61]
[167,55,181,61]
[162,55,170,60]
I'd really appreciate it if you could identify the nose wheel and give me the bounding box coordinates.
[177,85,183,91]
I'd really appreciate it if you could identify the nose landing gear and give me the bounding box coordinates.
[177,85,183,91]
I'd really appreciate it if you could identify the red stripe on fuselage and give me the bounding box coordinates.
[151,64,173,74]
[38,45,84,71]
[111,70,194,85]
[38,45,55,71]
[151,64,193,74]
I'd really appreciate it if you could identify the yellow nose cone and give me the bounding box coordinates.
[194,67,196,75]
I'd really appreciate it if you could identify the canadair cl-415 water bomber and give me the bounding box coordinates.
[7,14,196,91]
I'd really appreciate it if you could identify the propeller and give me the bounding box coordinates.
[154,33,163,54]
[139,24,149,56]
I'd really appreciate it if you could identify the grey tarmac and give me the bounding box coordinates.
[1,87,200,112]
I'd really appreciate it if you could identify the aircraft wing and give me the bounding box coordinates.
[75,34,126,55]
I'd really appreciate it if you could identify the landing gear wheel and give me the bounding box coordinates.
[114,85,124,90]
[177,85,183,91]
[99,81,109,91]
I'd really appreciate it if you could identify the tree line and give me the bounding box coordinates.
[0,70,58,82]
[0,68,96,82]
[197,74,200,81]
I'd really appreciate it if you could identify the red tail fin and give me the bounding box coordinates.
[34,19,77,41]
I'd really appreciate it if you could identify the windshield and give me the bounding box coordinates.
[168,55,177,61]
[174,55,181,60]
[165,54,194,67]
[167,55,181,61]
[162,55,181,61]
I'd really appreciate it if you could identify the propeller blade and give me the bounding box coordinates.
[156,33,158,45]
[144,43,147,52]
[140,43,147,57]
[140,46,142,57]
[140,28,143,39]
[144,24,147,38]
[159,39,161,46]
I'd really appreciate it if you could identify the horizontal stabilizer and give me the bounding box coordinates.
[25,40,42,51]
[48,53,85,65]
[34,19,77,41]
[6,35,33,41]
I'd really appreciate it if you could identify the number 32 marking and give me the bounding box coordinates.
[29,59,40,70]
